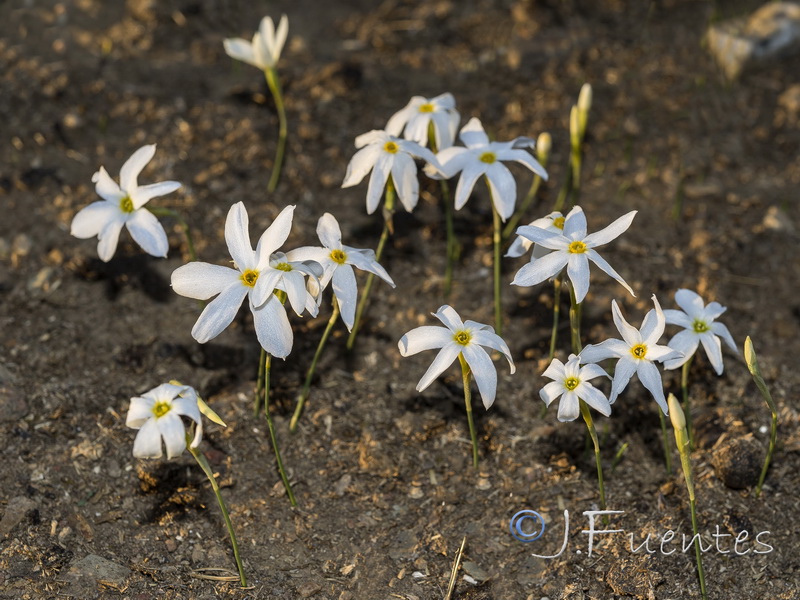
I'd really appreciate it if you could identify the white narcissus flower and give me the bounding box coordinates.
[342,130,441,215]
[397,305,515,409]
[385,93,461,151]
[663,289,737,375]
[505,211,565,259]
[223,14,288,71]
[287,213,395,331]
[511,205,636,304]
[171,202,317,359]
[71,145,181,262]
[540,354,611,422]
[426,117,548,221]
[126,383,202,459]
[580,296,681,414]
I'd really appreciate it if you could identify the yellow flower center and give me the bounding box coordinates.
[275,262,293,272]
[568,240,587,254]
[119,196,134,213]
[418,103,434,113]
[330,249,347,265]
[693,319,709,333]
[240,269,259,287]
[453,330,472,346]
[152,400,171,418]
[384,141,399,154]
[631,343,648,359]
[479,152,496,164]
[564,376,580,391]
[553,216,565,229]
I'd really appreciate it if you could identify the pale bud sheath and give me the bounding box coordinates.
[536,131,552,166]
[668,393,685,430]
[578,83,593,114]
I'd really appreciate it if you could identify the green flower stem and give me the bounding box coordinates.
[458,354,479,469]
[547,276,563,362]
[487,186,503,335]
[744,337,778,497]
[579,400,606,511]
[671,397,707,600]
[568,284,582,354]
[346,180,395,350]
[260,350,297,506]
[569,148,582,208]
[254,347,266,417]
[290,299,340,432]
[146,207,197,262]
[428,127,459,298]
[502,174,544,242]
[188,439,247,587]
[264,67,287,193]
[681,355,695,450]
[658,409,674,476]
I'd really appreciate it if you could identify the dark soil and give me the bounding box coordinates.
[1,1,799,599]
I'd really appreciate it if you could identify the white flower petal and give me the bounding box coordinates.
[611,300,642,347]
[252,294,293,358]
[609,356,637,403]
[344,248,395,286]
[171,263,241,300]
[92,166,125,203]
[514,226,568,250]
[366,152,392,214]
[578,383,611,417]
[249,267,282,306]
[133,418,163,458]
[583,211,637,247]
[562,206,587,239]
[432,305,464,332]
[225,202,255,270]
[674,289,705,318]
[273,14,289,63]
[496,148,548,180]
[540,381,564,406]
[579,338,629,363]
[71,201,119,239]
[699,331,724,375]
[471,330,515,373]
[255,204,295,268]
[541,357,566,381]
[453,160,484,210]
[585,249,635,297]
[385,101,418,137]
[579,362,611,382]
[640,297,666,345]
[316,212,342,249]
[637,360,668,414]
[432,146,470,179]
[663,330,699,370]
[223,37,259,68]
[710,322,737,353]
[504,235,532,258]
[126,396,156,428]
[130,181,181,209]
[459,117,490,149]
[398,326,452,356]
[415,343,460,392]
[120,145,156,193]
[332,264,358,330]
[97,214,127,262]
[485,162,516,221]
[390,152,419,212]
[703,301,727,321]
[566,254,591,304]
[282,270,309,316]
[157,413,188,459]
[462,344,498,409]
[191,283,248,343]
[126,208,169,258]
[342,143,382,188]
[663,309,692,329]
[556,391,581,422]
[511,250,569,287]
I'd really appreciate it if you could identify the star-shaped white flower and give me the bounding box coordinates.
[540,354,611,422]
[511,206,636,304]
[223,14,288,71]
[342,130,441,214]
[398,305,515,409]
[580,296,681,414]
[171,202,318,358]
[385,93,461,151]
[287,213,395,331]
[663,289,737,375]
[505,211,565,259]
[70,145,181,262]
[126,383,202,459]
[426,117,548,221]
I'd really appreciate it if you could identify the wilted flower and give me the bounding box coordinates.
[171,202,318,358]
[287,213,395,330]
[223,14,288,71]
[540,354,611,422]
[71,145,181,261]
[342,130,440,214]
[663,289,737,375]
[580,296,681,414]
[385,93,460,150]
[126,383,202,459]
[398,305,515,409]
[511,206,636,304]
[426,117,548,220]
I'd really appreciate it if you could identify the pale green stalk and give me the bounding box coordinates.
[491,201,503,336]
[264,67,287,192]
[568,284,582,354]
[427,125,458,297]
[547,276,563,362]
[187,435,246,587]
[658,409,674,476]
[458,354,479,469]
[744,337,778,497]
[346,180,395,350]
[290,299,340,432]
[580,400,606,511]
[681,355,695,449]
[260,349,297,506]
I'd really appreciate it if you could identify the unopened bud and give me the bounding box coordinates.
[536,132,552,166]
[569,105,580,148]
[578,83,593,115]
[668,393,686,431]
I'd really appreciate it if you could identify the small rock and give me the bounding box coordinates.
[61,554,131,595]
[165,539,178,552]
[462,560,490,583]
[334,473,352,496]
[297,581,322,598]
[11,234,32,267]
[712,436,764,489]
[190,545,204,563]
[761,205,795,233]
[0,496,36,537]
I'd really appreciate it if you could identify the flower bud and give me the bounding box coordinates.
[668,393,686,431]
[578,83,593,115]
[569,105,580,148]
[536,132,552,166]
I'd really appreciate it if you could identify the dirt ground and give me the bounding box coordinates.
[1,0,799,599]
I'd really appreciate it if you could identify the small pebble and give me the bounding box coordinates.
[712,436,764,489]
